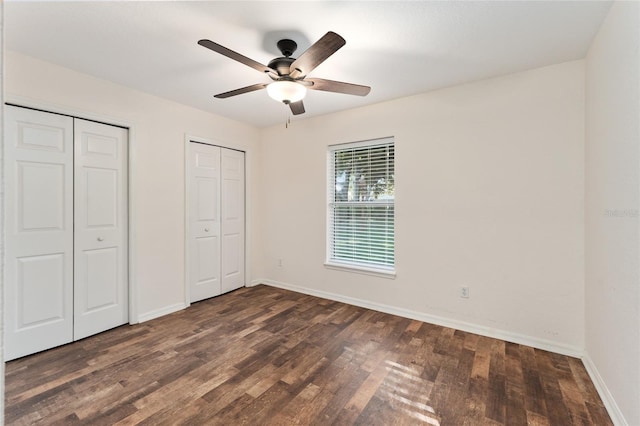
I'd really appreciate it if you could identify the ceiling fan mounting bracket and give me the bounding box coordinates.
[277,39,298,57]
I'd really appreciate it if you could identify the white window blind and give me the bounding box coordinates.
[327,138,395,273]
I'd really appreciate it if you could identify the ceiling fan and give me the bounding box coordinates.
[197,31,371,116]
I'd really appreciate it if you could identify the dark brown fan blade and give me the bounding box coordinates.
[289,32,345,79]
[198,39,276,76]
[214,83,268,99]
[289,100,305,115]
[306,78,371,96]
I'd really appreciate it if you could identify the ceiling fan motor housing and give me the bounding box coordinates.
[268,56,296,77]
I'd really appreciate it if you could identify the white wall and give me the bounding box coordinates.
[0,0,5,419]
[4,50,260,321]
[585,2,640,425]
[257,60,586,354]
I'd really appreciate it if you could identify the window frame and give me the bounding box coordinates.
[325,137,396,278]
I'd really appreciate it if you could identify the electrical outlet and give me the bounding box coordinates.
[460,286,470,299]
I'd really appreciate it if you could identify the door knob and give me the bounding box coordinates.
[204,228,210,232]
[97,237,104,241]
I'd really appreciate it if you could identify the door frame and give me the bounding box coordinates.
[5,95,139,324]
[184,135,249,307]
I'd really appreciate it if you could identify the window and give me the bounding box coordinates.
[327,138,395,275]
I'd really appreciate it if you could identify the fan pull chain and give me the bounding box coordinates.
[284,107,291,129]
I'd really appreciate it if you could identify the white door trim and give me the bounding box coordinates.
[6,95,139,324]
[184,135,249,308]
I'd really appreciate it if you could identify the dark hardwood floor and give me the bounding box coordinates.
[5,285,611,425]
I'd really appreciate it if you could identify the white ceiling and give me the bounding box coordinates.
[5,1,611,128]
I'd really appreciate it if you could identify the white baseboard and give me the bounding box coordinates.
[255,279,583,358]
[137,302,187,323]
[248,279,263,287]
[582,353,627,426]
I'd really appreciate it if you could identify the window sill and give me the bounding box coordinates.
[324,261,396,279]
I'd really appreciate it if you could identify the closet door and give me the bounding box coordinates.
[188,142,222,302]
[74,119,129,340]
[4,106,74,361]
[221,148,245,293]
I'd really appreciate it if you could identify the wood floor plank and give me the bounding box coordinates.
[339,359,391,423]
[5,285,612,425]
[504,342,528,425]
[486,340,507,423]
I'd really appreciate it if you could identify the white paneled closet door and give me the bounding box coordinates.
[188,142,222,302]
[221,148,245,293]
[4,106,74,361]
[4,106,129,361]
[188,142,245,303]
[73,119,128,340]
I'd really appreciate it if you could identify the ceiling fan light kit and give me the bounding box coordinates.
[266,80,307,104]
[198,31,371,116]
